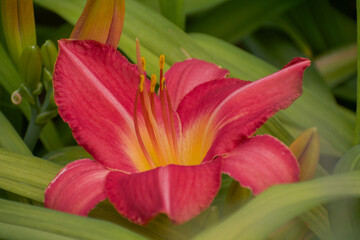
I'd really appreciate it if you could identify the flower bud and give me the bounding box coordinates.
[41,40,58,72]
[20,45,42,92]
[290,128,320,181]
[70,0,125,48]
[1,0,36,66]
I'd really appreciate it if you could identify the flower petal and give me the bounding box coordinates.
[178,78,250,165]
[54,39,147,172]
[44,159,110,215]
[105,158,222,224]
[165,59,229,109]
[177,57,311,162]
[222,135,299,195]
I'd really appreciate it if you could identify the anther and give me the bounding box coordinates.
[159,55,165,81]
[139,75,145,92]
[149,74,157,118]
[150,74,157,93]
[141,57,146,72]
[159,55,165,69]
[160,77,165,91]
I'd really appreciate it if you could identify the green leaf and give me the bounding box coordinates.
[282,0,356,54]
[299,206,332,240]
[328,145,360,240]
[268,219,311,240]
[0,198,145,240]
[355,0,360,145]
[187,0,304,43]
[278,90,354,156]
[158,0,185,29]
[334,145,360,174]
[43,146,92,165]
[333,76,356,102]
[184,0,227,15]
[271,17,313,58]
[193,172,360,240]
[0,148,61,202]
[315,44,357,87]
[0,111,32,155]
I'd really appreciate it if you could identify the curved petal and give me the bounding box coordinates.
[178,78,250,165]
[54,39,148,172]
[177,57,311,161]
[165,59,229,109]
[105,158,222,224]
[44,159,110,215]
[222,135,299,195]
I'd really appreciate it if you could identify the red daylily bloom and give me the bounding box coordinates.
[45,39,310,225]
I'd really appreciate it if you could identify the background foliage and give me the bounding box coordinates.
[0,0,359,239]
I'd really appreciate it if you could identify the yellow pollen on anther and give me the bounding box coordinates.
[160,77,165,91]
[139,75,145,92]
[150,74,157,93]
[141,57,146,71]
[159,55,165,69]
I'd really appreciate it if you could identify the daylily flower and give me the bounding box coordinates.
[45,39,310,225]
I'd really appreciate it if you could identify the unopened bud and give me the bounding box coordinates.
[290,128,320,181]
[41,40,58,72]
[20,45,42,92]
[1,0,36,66]
[70,0,125,48]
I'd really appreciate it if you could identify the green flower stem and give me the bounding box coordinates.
[24,105,42,151]
[355,0,360,145]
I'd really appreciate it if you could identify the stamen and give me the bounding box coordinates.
[165,87,180,163]
[133,90,155,168]
[139,75,145,92]
[139,91,167,166]
[160,77,165,91]
[159,77,178,163]
[136,38,144,75]
[133,44,181,167]
[150,74,157,93]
